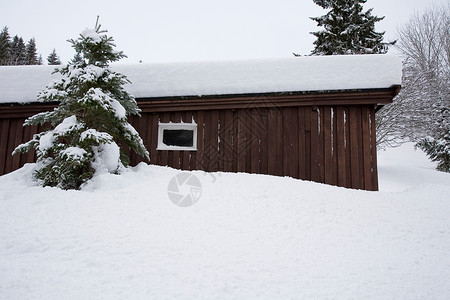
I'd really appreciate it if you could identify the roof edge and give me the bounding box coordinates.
[0,86,400,110]
[136,86,401,101]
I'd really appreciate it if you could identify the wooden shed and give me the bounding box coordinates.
[0,55,401,190]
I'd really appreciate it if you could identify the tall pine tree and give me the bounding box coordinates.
[0,26,11,65]
[10,35,27,65]
[25,38,40,65]
[310,0,392,55]
[14,24,149,189]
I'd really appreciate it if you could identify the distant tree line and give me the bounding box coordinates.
[0,26,61,66]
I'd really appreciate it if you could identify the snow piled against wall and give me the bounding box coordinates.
[0,54,402,104]
[0,143,449,299]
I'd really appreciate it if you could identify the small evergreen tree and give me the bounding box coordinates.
[10,35,27,65]
[14,24,149,189]
[310,0,392,55]
[47,48,61,65]
[0,26,11,65]
[25,38,40,65]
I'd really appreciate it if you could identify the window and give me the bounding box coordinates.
[157,122,197,151]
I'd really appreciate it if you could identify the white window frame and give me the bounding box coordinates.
[157,122,198,151]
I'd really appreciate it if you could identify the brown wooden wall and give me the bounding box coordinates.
[127,104,378,190]
[0,89,398,190]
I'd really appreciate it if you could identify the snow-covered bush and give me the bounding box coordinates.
[13,24,149,189]
[416,107,450,173]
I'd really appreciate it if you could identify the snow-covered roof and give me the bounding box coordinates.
[0,54,402,104]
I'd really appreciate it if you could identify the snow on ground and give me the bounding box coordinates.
[378,143,450,192]
[0,143,449,299]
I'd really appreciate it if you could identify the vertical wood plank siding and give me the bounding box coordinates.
[125,104,379,191]
[0,89,397,190]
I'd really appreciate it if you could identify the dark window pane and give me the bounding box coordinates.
[163,129,194,147]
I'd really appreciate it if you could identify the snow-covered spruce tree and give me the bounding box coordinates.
[13,24,149,189]
[310,0,392,55]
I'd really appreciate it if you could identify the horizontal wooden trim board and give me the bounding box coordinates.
[0,86,399,117]
[137,87,398,112]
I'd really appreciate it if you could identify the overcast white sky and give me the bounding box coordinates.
[1,0,448,64]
